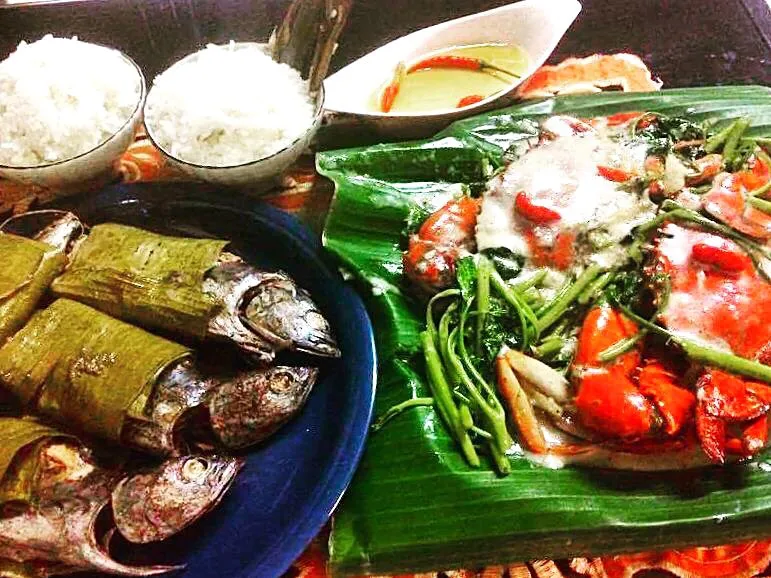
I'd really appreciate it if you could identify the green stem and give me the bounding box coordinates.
[536,265,604,333]
[449,325,512,457]
[458,403,474,430]
[471,425,492,440]
[534,337,564,359]
[438,301,459,380]
[749,180,771,198]
[420,331,480,467]
[704,120,738,153]
[457,302,503,401]
[490,269,539,348]
[747,195,771,215]
[484,425,512,475]
[371,397,435,433]
[426,289,461,334]
[475,255,492,356]
[598,334,643,362]
[577,271,615,305]
[509,268,548,293]
[612,303,771,383]
[722,118,750,168]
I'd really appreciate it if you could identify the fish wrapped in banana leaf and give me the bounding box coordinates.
[33,213,339,364]
[0,417,241,577]
[0,299,319,455]
[0,234,65,346]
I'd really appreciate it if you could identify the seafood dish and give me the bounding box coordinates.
[28,211,340,365]
[0,417,241,577]
[0,210,343,576]
[0,234,65,344]
[399,111,771,472]
[0,298,319,455]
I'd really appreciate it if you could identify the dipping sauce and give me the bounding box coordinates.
[373,43,529,114]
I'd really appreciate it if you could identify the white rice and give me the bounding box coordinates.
[0,35,142,167]
[144,42,316,167]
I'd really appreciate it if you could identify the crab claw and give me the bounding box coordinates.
[637,359,695,436]
[696,370,771,463]
[113,454,242,544]
[573,305,658,440]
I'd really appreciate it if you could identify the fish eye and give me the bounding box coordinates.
[182,457,209,481]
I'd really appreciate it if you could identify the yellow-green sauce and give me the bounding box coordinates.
[373,43,529,114]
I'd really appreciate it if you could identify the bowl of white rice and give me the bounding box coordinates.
[0,35,146,188]
[143,41,323,188]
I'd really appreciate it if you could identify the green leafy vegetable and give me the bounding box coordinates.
[482,247,525,280]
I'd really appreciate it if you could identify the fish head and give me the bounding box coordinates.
[242,274,340,359]
[208,366,319,450]
[112,454,242,544]
[205,261,340,361]
[0,210,84,255]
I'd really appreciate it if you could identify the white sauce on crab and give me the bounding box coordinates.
[476,130,656,275]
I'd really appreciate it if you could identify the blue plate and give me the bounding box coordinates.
[49,182,377,578]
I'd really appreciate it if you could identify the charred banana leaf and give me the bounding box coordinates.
[47,222,339,364]
[0,417,240,577]
[0,299,189,443]
[0,299,319,455]
[0,234,65,345]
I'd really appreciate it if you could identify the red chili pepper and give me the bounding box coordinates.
[692,241,747,273]
[597,165,632,182]
[514,192,561,223]
[380,62,406,113]
[456,95,485,108]
[605,111,643,126]
[407,55,518,78]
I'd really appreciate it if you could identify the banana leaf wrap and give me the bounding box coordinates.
[318,87,771,574]
[0,299,190,442]
[51,224,229,340]
[0,234,66,345]
[0,417,73,505]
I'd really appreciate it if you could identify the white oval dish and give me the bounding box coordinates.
[322,0,580,135]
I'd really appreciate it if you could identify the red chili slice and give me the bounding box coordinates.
[514,192,561,223]
[691,241,747,273]
[605,111,643,126]
[456,95,485,108]
[597,165,632,182]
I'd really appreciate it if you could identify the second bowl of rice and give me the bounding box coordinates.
[0,35,146,189]
[143,41,323,188]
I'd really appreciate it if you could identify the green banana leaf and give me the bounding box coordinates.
[51,223,228,339]
[0,417,73,505]
[318,86,771,575]
[0,299,189,441]
[0,234,66,345]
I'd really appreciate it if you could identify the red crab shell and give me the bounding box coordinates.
[652,222,771,461]
[653,223,771,359]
